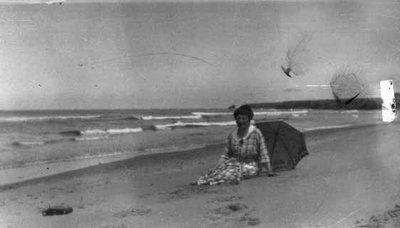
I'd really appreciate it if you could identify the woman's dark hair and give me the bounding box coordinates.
[233,104,254,120]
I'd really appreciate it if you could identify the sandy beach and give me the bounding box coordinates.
[1,122,400,228]
[2,0,400,227]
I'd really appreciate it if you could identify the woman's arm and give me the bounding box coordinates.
[225,135,234,158]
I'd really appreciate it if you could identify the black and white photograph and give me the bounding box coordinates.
[0,0,399,227]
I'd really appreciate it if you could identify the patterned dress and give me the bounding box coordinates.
[196,125,270,185]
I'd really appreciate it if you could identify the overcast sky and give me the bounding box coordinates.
[1,0,400,109]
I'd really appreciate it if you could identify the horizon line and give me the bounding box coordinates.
[0,96,387,112]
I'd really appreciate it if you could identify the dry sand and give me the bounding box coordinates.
[1,123,400,228]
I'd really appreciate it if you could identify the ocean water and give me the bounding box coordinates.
[0,108,385,169]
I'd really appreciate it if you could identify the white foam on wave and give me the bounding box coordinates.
[0,115,101,122]
[82,129,107,134]
[155,121,236,130]
[192,112,231,116]
[74,136,109,141]
[82,127,143,135]
[106,128,143,134]
[303,124,354,132]
[140,115,202,120]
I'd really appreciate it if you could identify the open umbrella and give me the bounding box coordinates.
[255,121,308,171]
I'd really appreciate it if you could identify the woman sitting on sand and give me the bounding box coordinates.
[194,104,276,185]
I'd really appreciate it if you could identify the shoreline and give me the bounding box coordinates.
[0,121,386,189]
[0,143,216,187]
[0,143,225,191]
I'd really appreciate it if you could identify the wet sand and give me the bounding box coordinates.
[1,123,400,228]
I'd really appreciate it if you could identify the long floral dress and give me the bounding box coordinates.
[196,125,270,185]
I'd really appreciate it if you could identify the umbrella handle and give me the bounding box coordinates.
[269,124,281,167]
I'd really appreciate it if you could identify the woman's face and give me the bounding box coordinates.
[235,114,250,128]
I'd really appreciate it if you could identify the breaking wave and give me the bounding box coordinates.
[73,136,109,141]
[105,128,143,134]
[192,112,231,116]
[0,115,102,123]
[155,121,236,130]
[81,128,144,135]
[140,115,202,120]
[59,120,237,138]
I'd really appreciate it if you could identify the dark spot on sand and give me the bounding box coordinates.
[227,203,247,211]
[206,203,261,227]
[239,213,262,226]
[246,217,261,226]
[214,203,248,215]
[240,214,261,226]
[41,205,73,216]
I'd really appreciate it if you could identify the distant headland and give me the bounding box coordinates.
[246,93,400,110]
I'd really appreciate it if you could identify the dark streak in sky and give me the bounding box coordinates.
[345,92,361,105]
[137,52,215,66]
[281,65,295,78]
[80,52,215,67]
